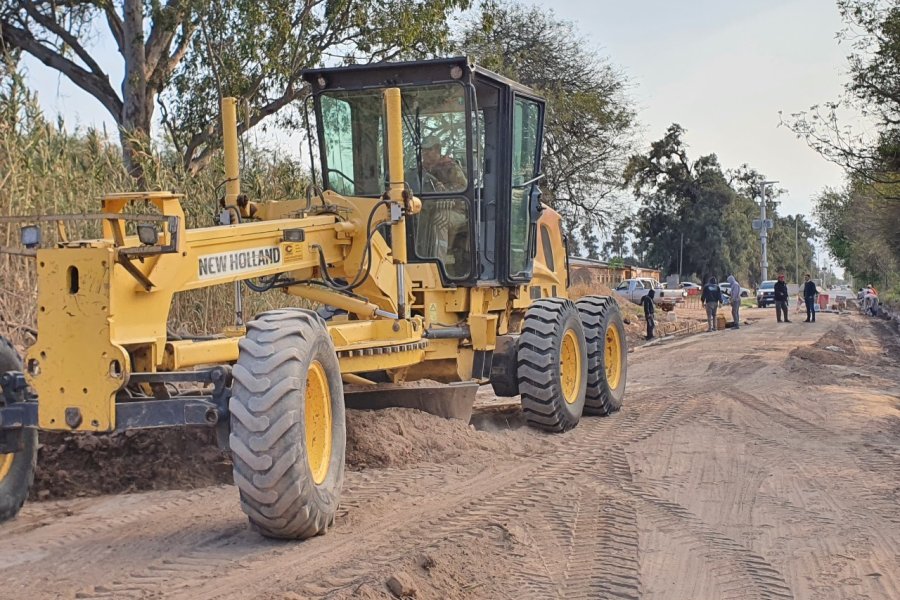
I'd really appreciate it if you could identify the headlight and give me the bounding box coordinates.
[20,225,41,249]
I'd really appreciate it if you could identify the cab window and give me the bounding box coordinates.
[509,97,541,277]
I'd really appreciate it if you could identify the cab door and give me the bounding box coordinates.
[503,94,544,284]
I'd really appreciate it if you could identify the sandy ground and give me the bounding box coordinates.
[2,309,899,600]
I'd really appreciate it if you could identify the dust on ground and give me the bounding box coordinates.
[4,313,900,600]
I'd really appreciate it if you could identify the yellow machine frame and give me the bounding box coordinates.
[23,92,569,433]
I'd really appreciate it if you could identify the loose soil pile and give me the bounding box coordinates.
[29,406,539,501]
[30,428,231,501]
[345,407,537,470]
[789,326,858,366]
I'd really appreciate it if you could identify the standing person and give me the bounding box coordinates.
[700,277,722,332]
[863,284,878,316]
[641,289,656,340]
[803,273,818,322]
[773,274,790,323]
[727,274,742,329]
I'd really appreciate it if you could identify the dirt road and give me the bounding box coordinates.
[2,312,899,599]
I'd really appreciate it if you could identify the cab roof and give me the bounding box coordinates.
[301,56,543,100]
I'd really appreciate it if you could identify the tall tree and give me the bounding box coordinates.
[785,0,900,286]
[0,0,473,177]
[626,125,816,284]
[814,181,898,285]
[458,2,638,235]
[785,0,900,188]
[602,217,633,261]
[626,124,744,280]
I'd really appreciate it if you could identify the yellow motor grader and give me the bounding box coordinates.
[0,58,627,538]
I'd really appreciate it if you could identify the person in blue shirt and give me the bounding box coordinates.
[803,273,818,323]
[700,277,723,332]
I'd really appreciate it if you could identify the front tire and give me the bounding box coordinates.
[517,299,587,432]
[230,309,345,539]
[0,337,37,523]
[576,296,627,415]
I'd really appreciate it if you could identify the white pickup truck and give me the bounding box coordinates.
[614,278,685,310]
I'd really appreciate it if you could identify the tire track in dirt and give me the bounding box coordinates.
[622,486,793,600]
[0,486,224,570]
[729,391,839,442]
[73,399,694,600]
[699,400,900,598]
[702,406,900,530]
[605,447,794,600]
[69,462,527,599]
[265,404,684,600]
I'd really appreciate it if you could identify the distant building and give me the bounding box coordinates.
[569,257,662,287]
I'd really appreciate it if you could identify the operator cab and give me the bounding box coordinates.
[302,57,546,287]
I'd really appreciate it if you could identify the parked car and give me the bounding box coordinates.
[719,282,749,300]
[614,278,686,310]
[679,282,701,296]
[756,280,777,307]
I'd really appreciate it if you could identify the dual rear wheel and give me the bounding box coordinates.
[517,296,626,432]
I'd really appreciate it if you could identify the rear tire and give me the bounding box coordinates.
[230,309,345,539]
[517,299,587,432]
[575,296,627,415]
[0,337,37,523]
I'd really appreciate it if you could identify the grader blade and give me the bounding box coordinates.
[343,381,479,422]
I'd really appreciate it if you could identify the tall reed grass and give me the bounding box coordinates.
[0,69,310,348]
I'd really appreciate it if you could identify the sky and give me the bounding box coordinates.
[20,0,853,270]
[549,0,851,236]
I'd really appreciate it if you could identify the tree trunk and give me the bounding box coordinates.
[120,0,150,182]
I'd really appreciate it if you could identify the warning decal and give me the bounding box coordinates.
[198,246,282,280]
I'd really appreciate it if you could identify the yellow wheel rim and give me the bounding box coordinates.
[0,453,13,483]
[304,360,332,485]
[605,324,622,391]
[560,329,583,405]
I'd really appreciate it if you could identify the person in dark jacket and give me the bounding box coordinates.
[773,274,790,323]
[641,288,656,340]
[803,273,818,322]
[700,277,722,332]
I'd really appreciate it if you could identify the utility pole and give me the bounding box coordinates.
[678,232,683,280]
[755,180,778,282]
[795,216,799,284]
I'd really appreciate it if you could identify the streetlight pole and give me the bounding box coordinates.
[758,180,778,282]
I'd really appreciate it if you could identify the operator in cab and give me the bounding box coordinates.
[421,136,467,192]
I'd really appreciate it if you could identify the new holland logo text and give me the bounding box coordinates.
[198,247,282,280]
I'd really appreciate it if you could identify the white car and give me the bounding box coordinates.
[719,282,749,299]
